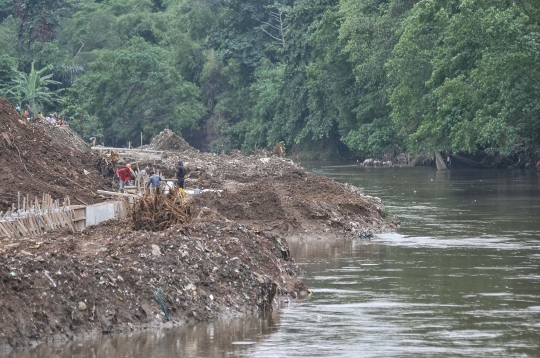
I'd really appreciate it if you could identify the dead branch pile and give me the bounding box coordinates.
[131,190,190,231]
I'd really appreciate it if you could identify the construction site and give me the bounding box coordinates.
[0,98,391,351]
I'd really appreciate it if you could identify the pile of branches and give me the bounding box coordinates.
[131,190,190,231]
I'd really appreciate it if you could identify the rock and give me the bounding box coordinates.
[78,302,87,311]
[151,244,161,256]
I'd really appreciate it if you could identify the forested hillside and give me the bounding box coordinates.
[1,0,539,161]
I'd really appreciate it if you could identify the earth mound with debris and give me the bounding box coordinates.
[153,146,391,239]
[32,120,91,152]
[0,128,391,352]
[0,98,110,209]
[0,218,303,349]
[148,129,194,152]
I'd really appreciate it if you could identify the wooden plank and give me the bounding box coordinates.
[30,215,42,235]
[97,190,139,198]
[61,209,76,231]
[0,221,12,238]
[15,220,28,237]
[91,146,164,153]
[35,214,46,232]
[42,211,54,230]
[1,221,14,238]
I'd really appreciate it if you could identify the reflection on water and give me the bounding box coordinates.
[5,166,540,357]
[4,314,282,358]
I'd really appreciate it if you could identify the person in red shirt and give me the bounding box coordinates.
[116,163,133,192]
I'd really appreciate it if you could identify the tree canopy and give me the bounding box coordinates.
[0,0,538,160]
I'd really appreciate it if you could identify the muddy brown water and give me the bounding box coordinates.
[4,165,540,357]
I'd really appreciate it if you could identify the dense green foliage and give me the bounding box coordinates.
[0,0,538,159]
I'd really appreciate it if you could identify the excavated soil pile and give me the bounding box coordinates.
[0,218,303,349]
[148,129,193,151]
[32,120,90,152]
[189,173,384,239]
[0,99,110,210]
[150,141,390,239]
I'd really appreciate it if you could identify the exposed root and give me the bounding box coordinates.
[131,190,190,231]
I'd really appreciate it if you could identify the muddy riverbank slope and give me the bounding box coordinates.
[0,121,390,351]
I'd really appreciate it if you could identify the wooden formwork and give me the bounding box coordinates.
[0,194,131,238]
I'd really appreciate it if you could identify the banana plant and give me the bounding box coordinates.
[10,61,63,110]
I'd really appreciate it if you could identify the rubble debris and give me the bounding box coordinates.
[0,218,305,350]
[31,120,90,152]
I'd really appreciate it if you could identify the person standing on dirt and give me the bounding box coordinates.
[116,163,133,192]
[176,160,186,189]
[139,166,150,179]
[147,171,162,191]
[15,103,20,113]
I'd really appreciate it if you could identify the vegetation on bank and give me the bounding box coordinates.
[0,0,539,160]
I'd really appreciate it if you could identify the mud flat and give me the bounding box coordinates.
[0,124,391,352]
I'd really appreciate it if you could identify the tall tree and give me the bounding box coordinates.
[388,0,540,157]
[68,37,205,145]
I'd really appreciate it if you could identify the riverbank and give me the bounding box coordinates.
[0,128,390,352]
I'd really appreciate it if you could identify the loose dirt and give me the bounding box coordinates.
[0,125,392,352]
[0,218,303,350]
[0,99,111,210]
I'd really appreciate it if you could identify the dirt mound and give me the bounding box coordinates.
[32,120,90,152]
[148,129,195,151]
[189,174,385,239]
[0,218,303,349]
[0,98,110,209]
[143,130,390,238]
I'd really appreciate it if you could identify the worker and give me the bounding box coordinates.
[139,166,150,179]
[15,103,20,113]
[176,160,186,189]
[25,103,32,119]
[147,171,162,191]
[115,163,133,192]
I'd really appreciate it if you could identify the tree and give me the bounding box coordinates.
[0,54,18,100]
[388,0,540,157]
[9,61,63,109]
[338,0,417,157]
[69,37,205,145]
[260,4,290,47]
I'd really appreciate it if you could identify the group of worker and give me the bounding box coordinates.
[115,160,187,192]
[15,103,65,125]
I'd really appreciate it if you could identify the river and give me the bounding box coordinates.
[5,165,540,357]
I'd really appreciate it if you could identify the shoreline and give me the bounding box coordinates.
[0,228,384,355]
[0,130,391,352]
